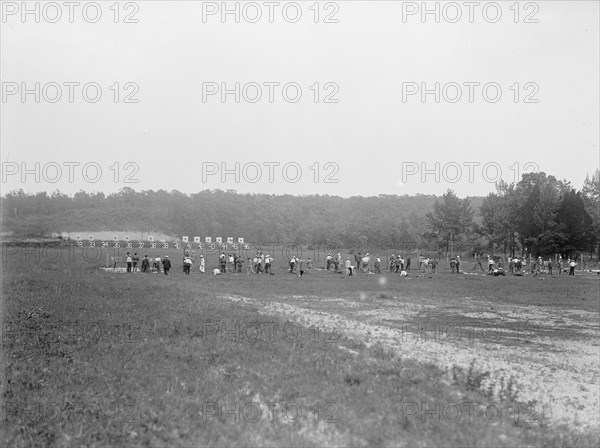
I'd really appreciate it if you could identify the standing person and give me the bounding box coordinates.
[431,257,439,273]
[264,254,272,275]
[474,253,484,271]
[450,257,457,273]
[199,255,205,273]
[297,258,304,277]
[126,253,132,273]
[389,255,396,273]
[234,254,239,273]
[488,256,495,273]
[237,256,244,273]
[374,256,381,274]
[406,257,411,271]
[132,253,139,272]
[333,254,340,274]
[289,256,296,273]
[547,258,553,275]
[326,253,332,271]
[256,254,263,274]
[362,253,371,273]
[345,257,352,276]
[141,255,150,273]
[456,255,461,273]
[247,257,253,275]
[154,255,162,273]
[557,256,563,275]
[162,255,171,275]
[355,252,362,272]
[305,258,312,274]
[220,253,227,274]
[183,256,192,275]
[569,258,576,276]
[228,254,234,273]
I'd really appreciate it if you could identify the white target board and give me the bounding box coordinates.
[194,236,201,243]
[182,236,189,243]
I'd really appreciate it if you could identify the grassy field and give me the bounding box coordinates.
[1,245,599,447]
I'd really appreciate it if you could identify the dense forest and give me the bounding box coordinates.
[2,170,599,258]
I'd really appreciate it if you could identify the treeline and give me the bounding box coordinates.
[1,188,465,248]
[425,171,600,258]
[2,169,598,258]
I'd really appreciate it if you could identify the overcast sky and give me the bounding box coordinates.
[1,0,598,198]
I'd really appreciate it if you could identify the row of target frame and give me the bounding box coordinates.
[67,236,248,250]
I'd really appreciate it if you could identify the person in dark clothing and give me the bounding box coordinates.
[141,255,150,273]
[132,253,139,272]
[406,257,411,271]
[162,255,171,275]
[355,253,362,271]
[183,256,192,275]
[220,253,227,274]
[126,252,132,272]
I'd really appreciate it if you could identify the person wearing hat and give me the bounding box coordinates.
[264,255,272,274]
[326,253,332,271]
[183,256,193,275]
[374,256,381,274]
[162,255,171,275]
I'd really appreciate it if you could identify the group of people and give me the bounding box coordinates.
[123,249,581,278]
[125,252,172,275]
[472,253,579,276]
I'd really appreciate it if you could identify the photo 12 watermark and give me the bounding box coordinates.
[400,2,540,24]
[1,1,140,24]
[201,82,339,104]
[401,82,539,104]
[201,162,340,184]
[2,399,140,424]
[2,82,140,104]
[200,1,340,24]
[401,162,540,185]
[200,401,338,424]
[1,162,140,184]
[400,400,541,426]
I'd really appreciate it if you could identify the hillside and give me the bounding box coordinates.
[0,188,485,248]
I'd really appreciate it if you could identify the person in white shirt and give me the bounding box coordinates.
[183,257,193,275]
[362,253,370,273]
[326,253,333,270]
[569,258,576,276]
[154,256,162,273]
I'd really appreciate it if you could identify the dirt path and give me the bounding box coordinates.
[222,294,599,433]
